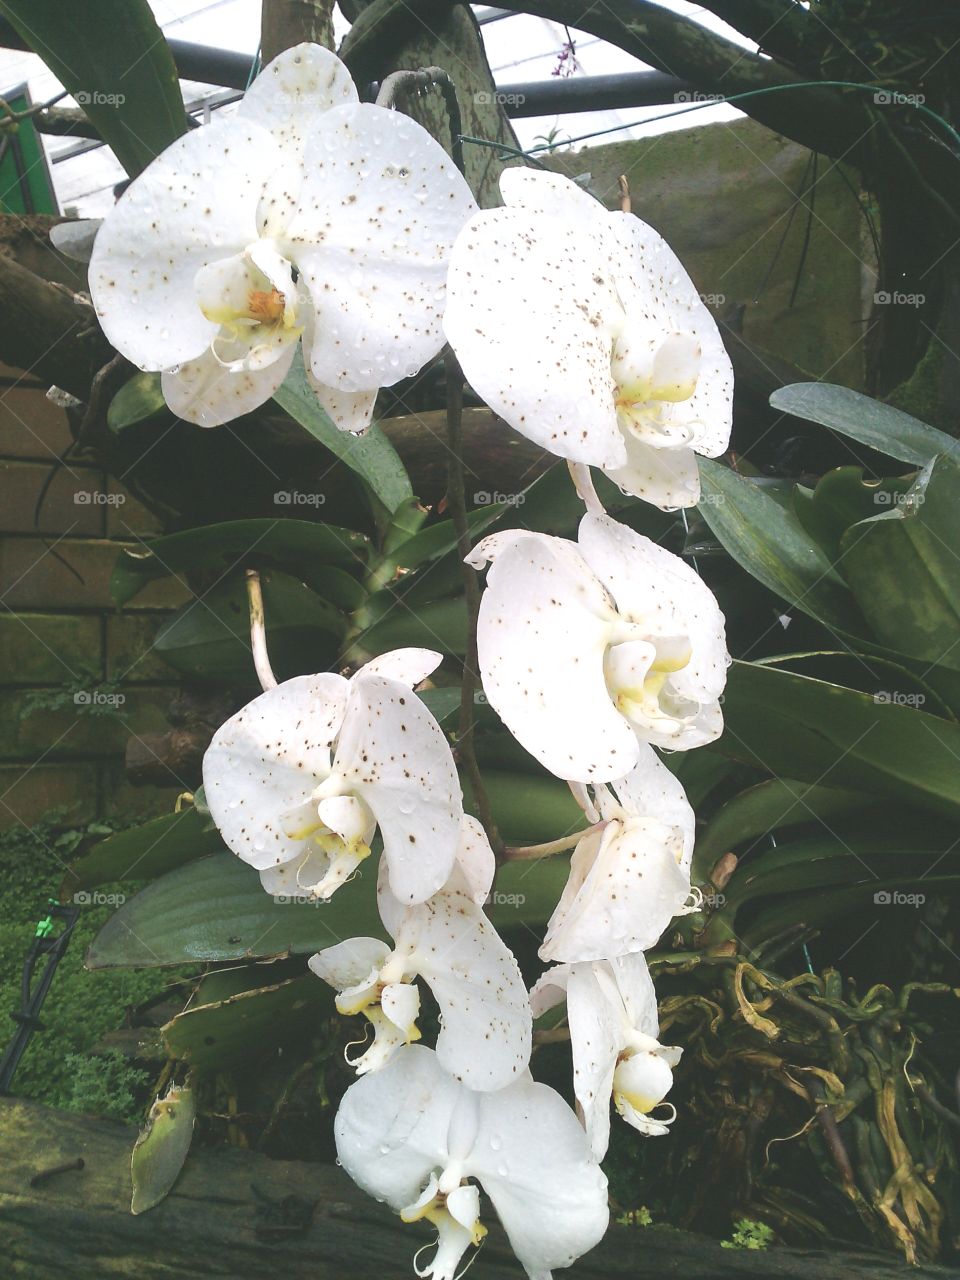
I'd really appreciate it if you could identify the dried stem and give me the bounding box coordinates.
[245,568,278,692]
[505,820,606,861]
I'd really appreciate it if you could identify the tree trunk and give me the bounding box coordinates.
[261,0,335,61]
[1,1098,954,1279]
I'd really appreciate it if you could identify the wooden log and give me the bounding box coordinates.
[0,1097,953,1279]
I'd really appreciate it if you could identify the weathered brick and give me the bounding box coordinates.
[0,459,107,536]
[0,762,98,831]
[0,612,102,686]
[106,479,164,537]
[0,538,190,610]
[105,613,178,683]
[0,381,74,460]
[0,686,174,760]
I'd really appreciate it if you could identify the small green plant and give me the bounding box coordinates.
[63,1050,150,1123]
[721,1218,775,1250]
[616,1206,653,1227]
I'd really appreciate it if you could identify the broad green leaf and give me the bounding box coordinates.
[770,383,960,467]
[154,570,346,689]
[692,779,871,882]
[697,457,866,634]
[87,850,569,968]
[130,1084,195,1215]
[793,467,916,560]
[479,770,584,846]
[358,595,468,656]
[0,0,186,177]
[757,650,954,720]
[63,806,223,896]
[274,353,413,516]
[840,456,960,672]
[111,518,368,608]
[108,372,166,432]
[162,975,328,1069]
[718,659,960,819]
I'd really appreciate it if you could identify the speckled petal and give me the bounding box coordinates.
[161,338,296,426]
[604,433,701,509]
[202,673,349,872]
[238,43,358,167]
[444,204,626,469]
[287,103,476,393]
[610,211,733,458]
[309,937,390,989]
[330,673,462,904]
[305,369,378,434]
[89,118,276,370]
[356,648,442,688]
[407,887,531,1090]
[499,166,610,225]
[610,745,695,873]
[468,530,639,783]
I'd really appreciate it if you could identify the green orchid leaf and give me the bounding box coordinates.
[274,352,413,517]
[792,466,917,561]
[840,456,960,672]
[130,1084,196,1215]
[770,383,960,467]
[0,0,186,177]
[107,372,167,432]
[111,518,368,608]
[697,457,866,634]
[63,805,223,896]
[718,659,960,820]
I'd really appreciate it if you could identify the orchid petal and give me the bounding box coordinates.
[468,529,639,783]
[309,937,390,990]
[357,648,443,688]
[453,815,496,906]
[603,433,701,509]
[202,673,348,871]
[563,963,621,1158]
[89,118,276,370]
[161,338,296,426]
[287,103,476,394]
[443,204,625,469]
[330,674,461,904]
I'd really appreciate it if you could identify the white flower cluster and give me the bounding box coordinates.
[95,43,733,1280]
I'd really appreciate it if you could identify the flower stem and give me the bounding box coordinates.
[504,820,608,861]
[245,568,278,691]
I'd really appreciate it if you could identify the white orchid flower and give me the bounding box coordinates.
[467,512,729,782]
[335,1044,609,1280]
[89,43,476,430]
[202,647,463,905]
[444,168,732,510]
[309,816,531,1089]
[531,953,681,1158]
[541,745,698,963]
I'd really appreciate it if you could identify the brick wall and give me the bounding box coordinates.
[0,364,189,831]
